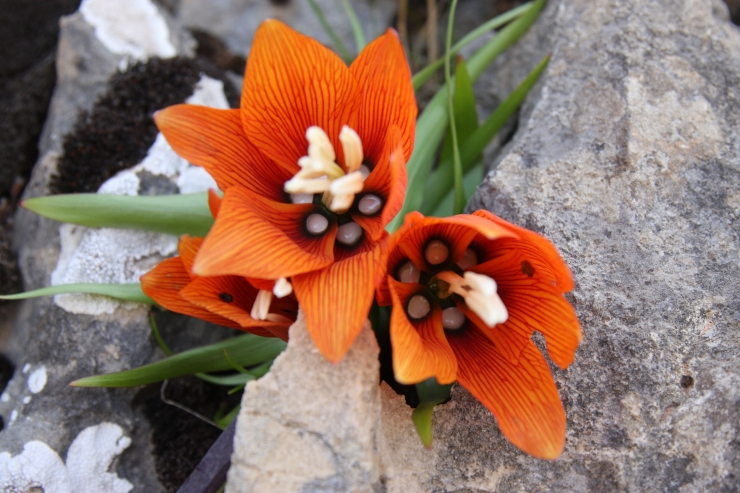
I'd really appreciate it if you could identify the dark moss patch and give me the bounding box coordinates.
[191,29,247,75]
[51,56,239,195]
[134,376,241,492]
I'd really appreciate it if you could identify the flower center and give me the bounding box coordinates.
[285,125,371,214]
[436,271,508,327]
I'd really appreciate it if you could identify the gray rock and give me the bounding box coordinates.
[227,314,383,493]
[174,0,397,58]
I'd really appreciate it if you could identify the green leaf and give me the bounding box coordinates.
[412,1,534,90]
[340,0,366,52]
[149,313,173,356]
[71,334,286,387]
[420,54,550,216]
[439,58,480,166]
[196,373,254,386]
[0,283,153,304]
[429,162,484,218]
[411,404,436,447]
[214,404,240,429]
[223,350,252,375]
[443,0,466,215]
[307,0,353,64]
[388,0,545,232]
[412,378,453,447]
[22,193,214,237]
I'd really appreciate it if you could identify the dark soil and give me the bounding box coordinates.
[51,57,239,195]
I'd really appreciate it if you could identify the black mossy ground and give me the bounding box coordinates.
[51,56,239,195]
[134,376,241,492]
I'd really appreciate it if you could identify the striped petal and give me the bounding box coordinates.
[472,210,574,292]
[140,257,240,329]
[350,28,416,162]
[155,106,291,200]
[448,329,566,459]
[387,278,457,385]
[473,250,582,369]
[193,186,336,279]
[293,238,387,363]
[352,125,406,241]
[241,19,360,171]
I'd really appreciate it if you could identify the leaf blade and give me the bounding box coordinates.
[22,193,214,237]
[0,283,154,304]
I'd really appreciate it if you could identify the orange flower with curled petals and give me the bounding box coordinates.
[154,20,416,362]
[378,211,582,459]
[141,235,298,341]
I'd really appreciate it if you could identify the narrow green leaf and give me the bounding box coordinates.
[214,404,240,429]
[22,193,214,237]
[420,54,550,216]
[411,404,435,447]
[340,0,366,52]
[439,58,480,165]
[412,378,453,447]
[412,1,533,90]
[223,350,252,375]
[149,313,173,356]
[388,0,545,232]
[429,162,484,218]
[0,283,153,304]
[71,334,287,387]
[197,372,254,386]
[307,0,353,63]
[443,0,466,215]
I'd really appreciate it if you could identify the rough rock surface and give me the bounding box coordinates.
[227,314,382,493]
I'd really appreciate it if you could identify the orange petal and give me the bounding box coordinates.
[155,105,291,200]
[398,214,516,273]
[178,235,204,278]
[241,19,360,171]
[472,210,574,292]
[448,330,566,459]
[180,276,292,339]
[456,299,530,366]
[194,186,336,279]
[352,125,406,241]
[387,278,457,384]
[351,28,416,162]
[140,257,240,329]
[292,240,386,363]
[208,189,222,218]
[473,250,582,369]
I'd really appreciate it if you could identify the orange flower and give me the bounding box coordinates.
[378,211,582,459]
[141,235,298,341]
[154,20,416,362]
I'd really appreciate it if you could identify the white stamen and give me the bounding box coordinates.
[425,240,450,265]
[306,213,329,235]
[285,176,331,194]
[456,248,478,270]
[358,194,382,215]
[398,260,421,283]
[251,289,273,321]
[359,164,371,179]
[336,221,363,246]
[407,294,431,319]
[437,271,508,327]
[339,125,363,173]
[442,306,466,330]
[291,193,314,204]
[329,171,364,212]
[306,126,335,163]
[287,126,368,211]
[273,277,293,298]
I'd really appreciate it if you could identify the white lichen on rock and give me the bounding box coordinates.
[26,367,47,394]
[0,423,133,493]
[80,0,176,60]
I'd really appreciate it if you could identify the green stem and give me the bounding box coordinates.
[444,0,466,214]
[307,0,353,63]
